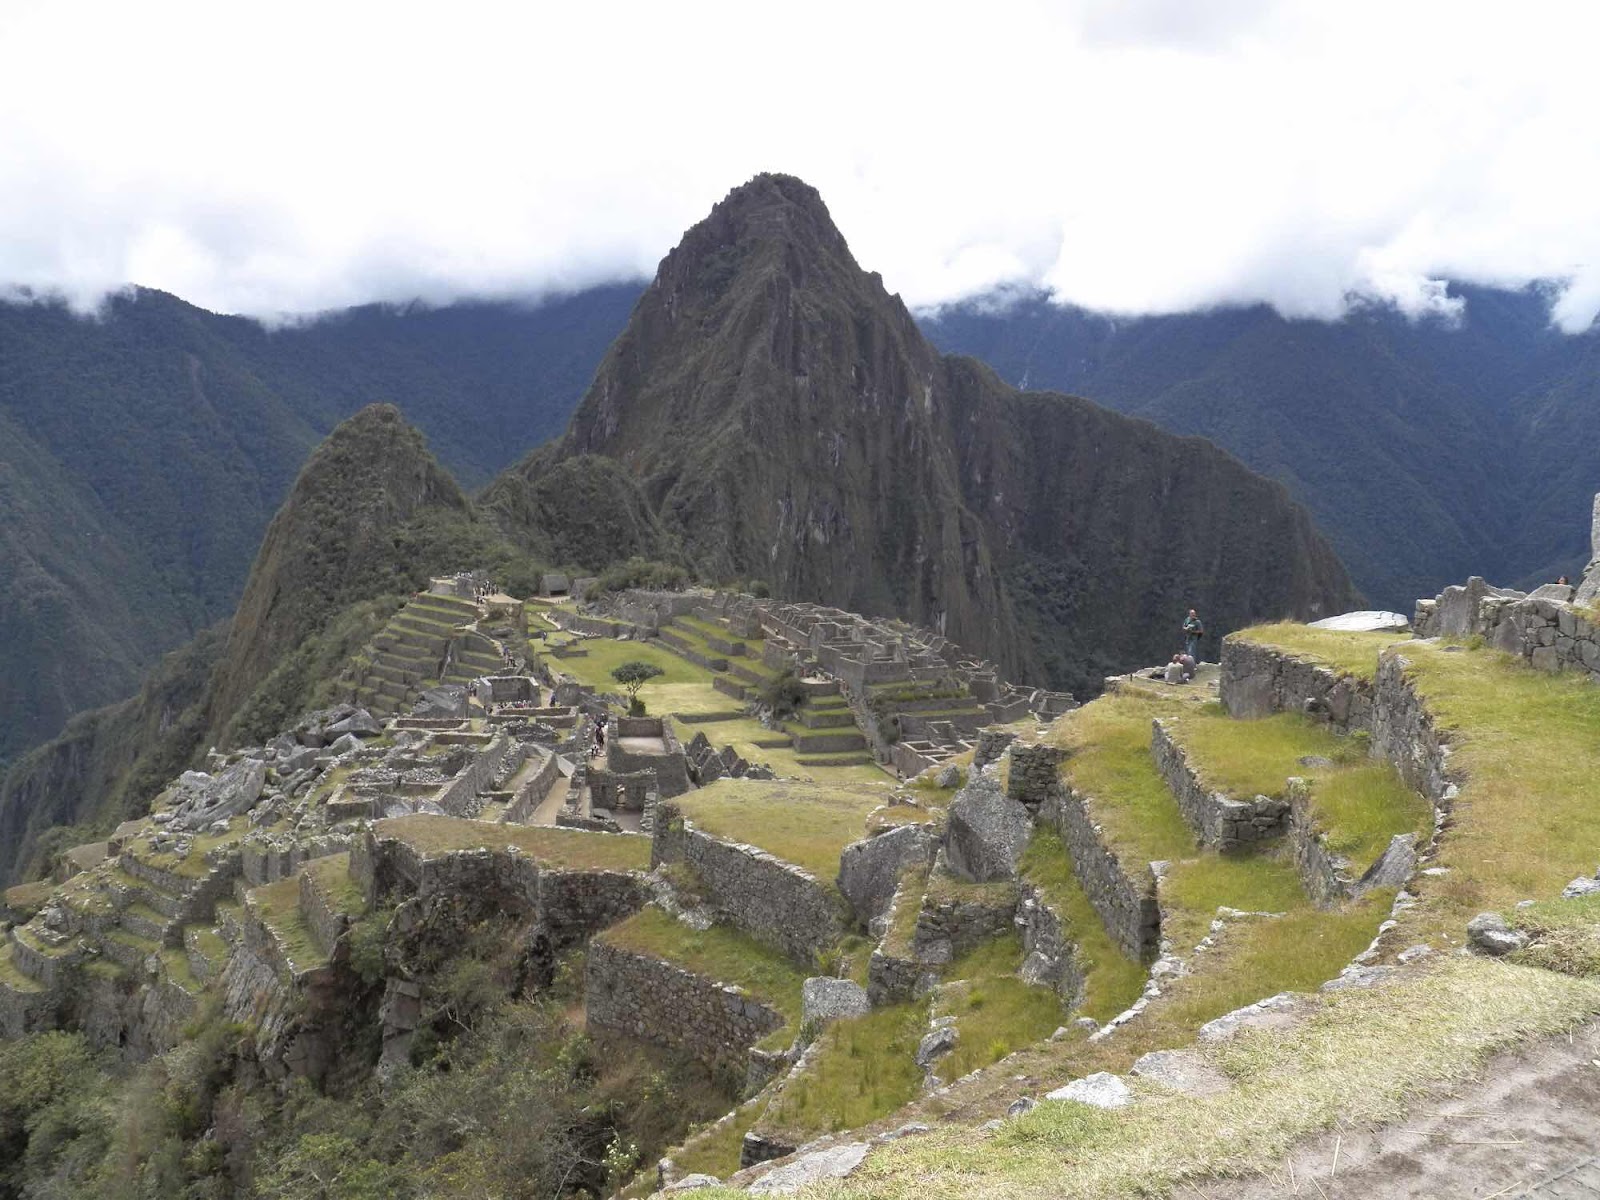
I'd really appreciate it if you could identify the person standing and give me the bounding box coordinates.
[1183,609,1204,660]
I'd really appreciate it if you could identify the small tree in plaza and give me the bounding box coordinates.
[611,661,664,714]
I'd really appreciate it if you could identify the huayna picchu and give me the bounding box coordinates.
[0,178,1598,1200]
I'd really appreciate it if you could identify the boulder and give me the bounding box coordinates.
[1005,1096,1037,1117]
[1129,1050,1231,1097]
[836,823,932,925]
[1528,583,1576,603]
[1044,1072,1132,1109]
[327,709,381,737]
[327,733,363,757]
[1358,832,1418,892]
[282,745,318,775]
[1466,911,1528,956]
[663,1175,721,1193]
[1561,875,1600,900]
[1307,610,1410,633]
[933,764,962,789]
[170,758,267,830]
[915,1023,958,1068]
[801,977,871,1026]
[747,1143,870,1194]
[414,686,469,720]
[944,775,1032,883]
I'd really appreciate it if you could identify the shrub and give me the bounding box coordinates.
[761,671,808,720]
[611,661,664,704]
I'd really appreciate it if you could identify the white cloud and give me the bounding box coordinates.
[3,0,1600,329]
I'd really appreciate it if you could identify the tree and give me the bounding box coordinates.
[610,661,664,704]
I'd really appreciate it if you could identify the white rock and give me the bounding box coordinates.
[1044,1071,1132,1109]
[747,1143,870,1194]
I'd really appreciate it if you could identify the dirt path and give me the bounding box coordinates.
[1195,1018,1600,1199]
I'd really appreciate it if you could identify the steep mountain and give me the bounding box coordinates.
[0,284,637,761]
[0,405,524,883]
[919,286,1598,606]
[488,175,1356,691]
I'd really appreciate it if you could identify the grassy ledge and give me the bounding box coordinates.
[673,779,889,883]
[374,814,651,872]
[1230,623,1410,682]
[932,935,1066,1079]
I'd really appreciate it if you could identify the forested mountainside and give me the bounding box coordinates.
[0,284,638,761]
[920,285,1600,608]
[0,406,538,884]
[488,174,1355,694]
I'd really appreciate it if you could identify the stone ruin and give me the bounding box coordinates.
[1413,493,1600,682]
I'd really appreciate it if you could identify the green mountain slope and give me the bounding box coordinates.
[0,284,637,761]
[489,175,1357,693]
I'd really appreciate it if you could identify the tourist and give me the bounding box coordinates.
[1183,609,1205,660]
[1164,655,1187,684]
[593,724,606,758]
[1177,652,1197,681]
[1558,575,1571,586]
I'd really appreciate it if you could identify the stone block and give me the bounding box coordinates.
[944,776,1032,883]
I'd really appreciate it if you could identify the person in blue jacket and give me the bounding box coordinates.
[1183,609,1204,660]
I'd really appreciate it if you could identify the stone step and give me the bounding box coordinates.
[100,929,161,971]
[118,903,172,943]
[796,753,877,768]
[786,728,868,755]
[797,708,858,730]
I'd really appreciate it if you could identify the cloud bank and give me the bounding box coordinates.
[4,0,1600,329]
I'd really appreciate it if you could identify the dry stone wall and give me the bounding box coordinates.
[651,806,842,965]
[1150,718,1288,852]
[1220,638,1375,733]
[585,939,785,1082]
[1017,883,1086,1005]
[1038,785,1160,961]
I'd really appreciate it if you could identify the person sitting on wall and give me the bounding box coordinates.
[1177,652,1198,681]
[1164,655,1188,684]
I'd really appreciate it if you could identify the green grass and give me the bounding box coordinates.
[1019,832,1146,1023]
[1167,707,1360,798]
[3,881,55,918]
[599,907,806,1038]
[673,778,890,883]
[1047,691,1194,863]
[374,815,651,872]
[547,638,735,716]
[760,999,930,1139]
[811,957,1600,1200]
[185,925,227,965]
[1159,852,1310,951]
[880,865,930,959]
[128,819,245,879]
[1302,761,1431,865]
[248,876,325,971]
[645,1096,771,1191]
[0,943,46,993]
[304,853,366,916]
[1230,623,1410,682]
[934,935,1066,1079]
[1386,640,1600,946]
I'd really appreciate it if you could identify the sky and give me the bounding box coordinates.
[5,0,1600,328]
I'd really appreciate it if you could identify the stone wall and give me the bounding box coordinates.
[1219,637,1375,733]
[1370,651,1458,809]
[1039,785,1160,961]
[1017,883,1086,1005]
[911,876,1018,964]
[835,824,934,929]
[502,751,563,824]
[1476,595,1600,681]
[1006,742,1066,807]
[585,939,785,1082]
[436,732,517,818]
[652,805,843,965]
[355,832,649,948]
[1150,719,1288,852]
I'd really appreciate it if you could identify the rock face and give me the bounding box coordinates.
[487,174,1357,694]
[169,758,267,830]
[944,776,1032,883]
[746,1143,870,1194]
[836,823,933,926]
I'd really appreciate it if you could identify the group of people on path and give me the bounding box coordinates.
[1163,609,1204,684]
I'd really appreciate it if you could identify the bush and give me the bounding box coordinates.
[761,671,808,720]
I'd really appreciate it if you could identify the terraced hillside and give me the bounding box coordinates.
[6,583,1600,1199]
[348,589,506,716]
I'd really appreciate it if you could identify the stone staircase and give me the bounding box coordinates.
[350,592,485,716]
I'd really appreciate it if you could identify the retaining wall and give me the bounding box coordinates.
[1219,638,1375,733]
[585,940,786,1082]
[1038,785,1160,961]
[1150,719,1289,852]
[652,805,843,965]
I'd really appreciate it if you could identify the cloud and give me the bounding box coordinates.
[3,0,1600,330]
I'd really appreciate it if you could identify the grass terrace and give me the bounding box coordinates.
[1046,690,1194,864]
[549,638,738,716]
[933,934,1067,1079]
[810,957,1600,1200]
[247,876,324,972]
[598,907,805,1043]
[1018,831,1147,1024]
[759,999,930,1140]
[1385,639,1600,946]
[1302,760,1432,866]
[1166,706,1362,798]
[669,717,889,787]
[673,778,891,883]
[128,818,245,879]
[303,853,366,917]
[1230,622,1411,682]
[374,815,651,873]
[3,881,55,920]
[0,943,46,993]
